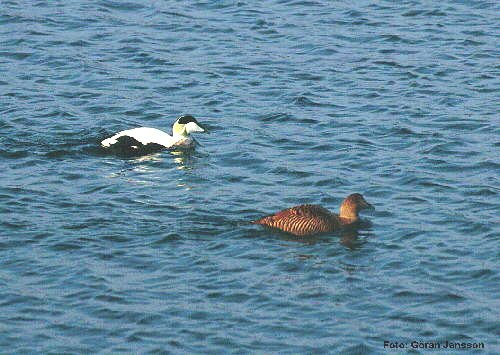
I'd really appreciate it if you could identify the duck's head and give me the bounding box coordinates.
[172,115,207,137]
[339,193,374,221]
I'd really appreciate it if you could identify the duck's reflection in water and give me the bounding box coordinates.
[339,229,363,250]
[170,149,194,170]
[129,152,164,175]
[106,150,197,189]
[131,152,163,163]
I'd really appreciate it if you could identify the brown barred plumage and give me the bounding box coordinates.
[253,194,373,237]
[253,204,339,237]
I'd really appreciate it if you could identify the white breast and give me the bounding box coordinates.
[101,127,177,148]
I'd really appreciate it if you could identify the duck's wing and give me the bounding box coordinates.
[253,204,339,237]
[104,136,165,156]
[101,127,175,148]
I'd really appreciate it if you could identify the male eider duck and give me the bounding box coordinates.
[253,193,373,237]
[101,115,207,155]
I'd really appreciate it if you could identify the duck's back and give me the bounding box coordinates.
[101,127,175,147]
[253,204,339,236]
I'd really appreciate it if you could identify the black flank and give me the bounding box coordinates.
[107,135,165,157]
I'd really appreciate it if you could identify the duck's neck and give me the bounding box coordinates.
[172,124,188,140]
[339,202,359,225]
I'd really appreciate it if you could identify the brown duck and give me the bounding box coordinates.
[252,193,373,237]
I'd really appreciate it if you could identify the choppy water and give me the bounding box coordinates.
[1,0,499,353]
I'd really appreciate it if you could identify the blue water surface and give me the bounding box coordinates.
[1,0,499,353]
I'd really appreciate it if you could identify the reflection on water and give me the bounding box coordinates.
[104,149,203,189]
[131,152,164,164]
[339,229,363,250]
[170,150,192,170]
[277,226,368,250]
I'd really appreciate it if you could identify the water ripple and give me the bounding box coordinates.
[0,0,498,353]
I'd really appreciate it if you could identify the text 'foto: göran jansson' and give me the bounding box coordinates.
[384,340,485,350]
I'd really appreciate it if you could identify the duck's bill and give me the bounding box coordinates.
[361,199,374,210]
[196,122,209,133]
[185,121,208,133]
[365,202,375,210]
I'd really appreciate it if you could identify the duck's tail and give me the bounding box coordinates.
[251,215,275,226]
[101,137,117,147]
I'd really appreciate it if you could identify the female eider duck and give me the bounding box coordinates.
[253,193,373,237]
[101,115,207,155]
